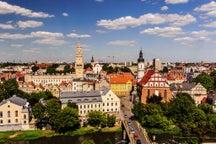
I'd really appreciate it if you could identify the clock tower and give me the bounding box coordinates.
[75,40,84,78]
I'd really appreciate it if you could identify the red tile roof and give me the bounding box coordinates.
[138,69,155,85]
[85,67,93,72]
[109,72,136,84]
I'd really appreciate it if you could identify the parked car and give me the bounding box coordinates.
[136,139,141,144]
[128,121,131,126]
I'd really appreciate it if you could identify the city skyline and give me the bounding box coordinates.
[0,0,216,63]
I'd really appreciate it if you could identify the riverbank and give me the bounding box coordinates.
[0,125,122,143]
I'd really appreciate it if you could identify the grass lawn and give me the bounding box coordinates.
[0,125,122,143]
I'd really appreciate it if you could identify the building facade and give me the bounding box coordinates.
[170,82,207,105]
[60,87,120,117]
[0,95,31,131]
[109,72,136,97]
[137,69,173,104]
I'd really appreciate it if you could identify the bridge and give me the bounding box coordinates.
[121,120,153,144]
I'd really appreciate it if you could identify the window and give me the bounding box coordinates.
[24,121,26,124]
[15,110,18,117]
[7,111,10,117]
[8,105,10,108]
[24,114,27,119]
[0,120,3,123]
[0,111,3,118]
[111,103,113,106]
[15,119,18,123]
[8,119,11,123]
[107,103,109,106]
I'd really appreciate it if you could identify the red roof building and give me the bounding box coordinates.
[137,69,172,104]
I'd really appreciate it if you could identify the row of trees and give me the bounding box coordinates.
[132,93,216,143]
[32,100,116,133]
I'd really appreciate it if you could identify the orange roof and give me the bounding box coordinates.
[109,72,136,84]
[85,67,93,72]
[138,69,155,85]
[201,97,207,103]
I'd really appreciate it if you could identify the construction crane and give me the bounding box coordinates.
[107,55,115,63]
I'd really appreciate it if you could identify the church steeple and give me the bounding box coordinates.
[91,56,94,63]
[138,49,144,62]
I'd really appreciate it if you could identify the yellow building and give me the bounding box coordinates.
[109,72,136,96]
[75,40,84,78]
[0,95,31,131]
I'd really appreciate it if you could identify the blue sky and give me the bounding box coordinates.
[0,0,216,63]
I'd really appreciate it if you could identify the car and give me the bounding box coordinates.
[124,114,127,118]
[136,139,141,144]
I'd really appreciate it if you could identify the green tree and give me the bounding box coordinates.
[54,107,80,133]
[210,70,216,90]
[32,102,46,129]
[31,65,39,72]
[45,99,61,128]
[107,115,116,127]
[198,103,214,114]
[67,102,78,109]
[193,72,214,91]
[87,110,106,127]
[81,139,95,144]
[3,79,18,97]
[147,95,163,104]
[84,63,92,69]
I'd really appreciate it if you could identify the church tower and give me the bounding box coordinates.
[137,49,145,82]
[91,56,94,67]
[75,40,84,78]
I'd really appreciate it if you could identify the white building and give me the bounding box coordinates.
[60,86,120,117]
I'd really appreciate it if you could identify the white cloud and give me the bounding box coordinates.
[33,38,68,46]
[165,0,188,4]
[23,48,40,53]
[140,26,184,37]
[30,31,64,38]
[17,20,43,29]
[107,40,136,46]
[97,13,196,30]
[10,44,23,48]
[202,21,216,28]
[62,12,68,17]
[0,33,33,39]
[191,30,216,37]
[67,33,91,38]
[194,1,216,17]
[95,0,104,2]
[161,6,168,11]
[96,30,107,34]
[174,36,210,45]
[0,1,54,18]
[0,23,15,29]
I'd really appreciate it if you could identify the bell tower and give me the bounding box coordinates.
[137,49,145,82]
[75,40,84,78]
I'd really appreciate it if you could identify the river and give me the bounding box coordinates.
[3,132,126,144]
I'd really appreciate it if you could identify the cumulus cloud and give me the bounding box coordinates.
[17,20,43,29]
[202,21,216,28]
[174,36,210,45]
[33,38,68,46]
[67,33,91,38]
[0,33,33,39]
[194,1,216,17]
[62,12,68,17]
[30,31,64,38]
[0,23,15,29]
[161,6,168,11]
[165,0,188,4]
[140,26,184,37]
[97,13,196,30]
[0,1,54,18]
[107,40,136,46]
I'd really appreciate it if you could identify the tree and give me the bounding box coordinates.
[168,93,196,123]
[160,66,168,73]
[3,79,18,97]
[45,99,61,127]
[147,95,162,104]
[84,63,92,69]
[210,70,216,90]
[67,102,78,109]
[198,103,214,114]
[32,102,46,129]
[87,110,106,127]
[107,115,116,127]
[31,65,39,72]
[193,72,214,91]
[81,139,95,144]
[54,107,80,133]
